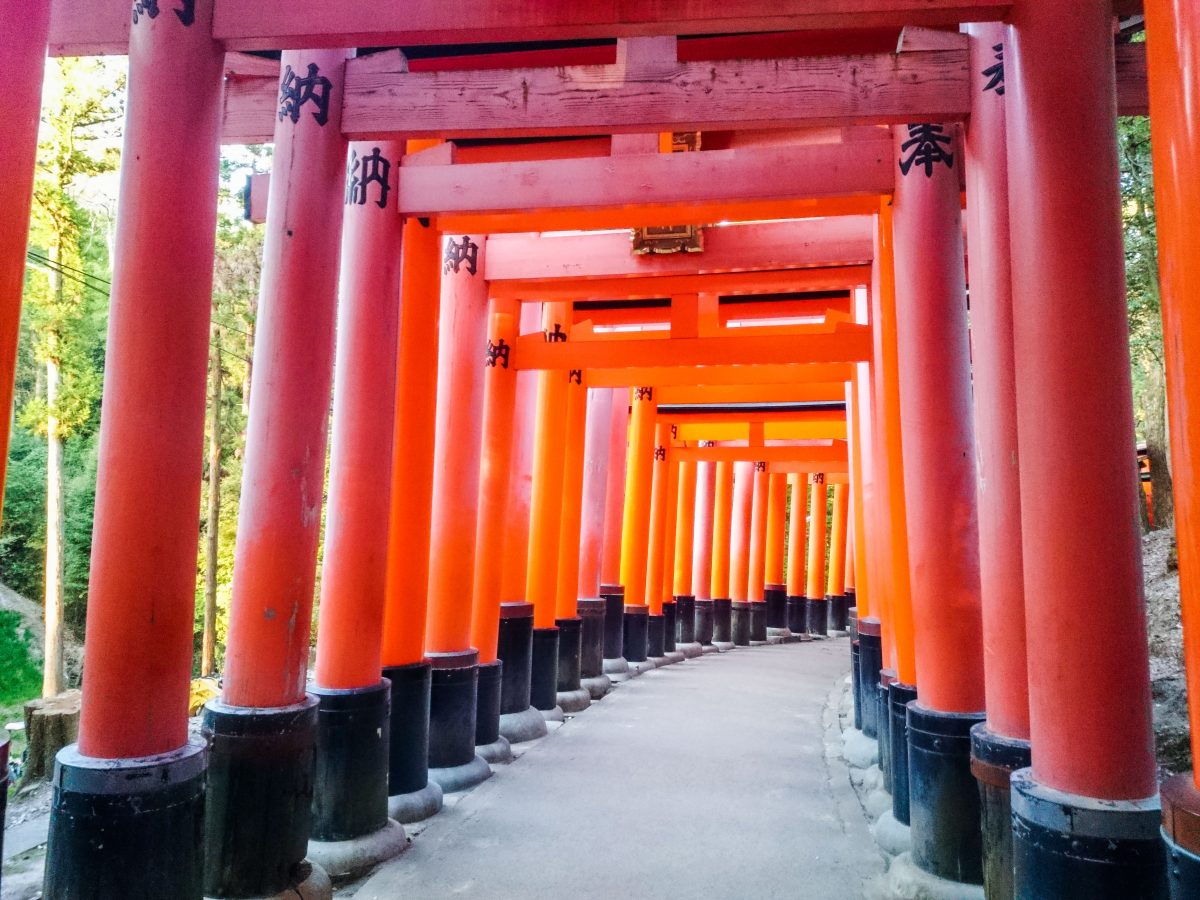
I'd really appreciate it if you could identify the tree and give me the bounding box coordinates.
[23,58,122,696]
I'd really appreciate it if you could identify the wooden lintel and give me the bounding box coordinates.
[656,384,848,405]
[586,363,856,388]
[676,421,848,441]
[674,444,849,467]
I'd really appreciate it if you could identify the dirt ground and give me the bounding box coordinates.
[1143,526,1192,779]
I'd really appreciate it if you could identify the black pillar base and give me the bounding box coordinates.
[694,598,714,645]
[381,661,431,798]
[1164,773,1200,900]
[764,584,787,629]
[531,627,561,711]
[857,619,882,739]
[786,595,807,635]
[428,650,479,770]
[877,673,894,795]
[202,697,319,897]
[970,723,1031,900]
[749,602,767,642]
[674,595,696,644]
[577,599,606,679]
[662,601,678,652]
[712,598,732,643]
[647,614,666,658]
[623,605,650,662]
[806,597,828,636]
[828,594,849,632]
[555,617,583,692]
[850,638,863,731]
[600,584,625,661]
[497,602,534,716]
[731,601,752,646]
[889,681,917,824]
[907,702,986,886]
[474,660,503,746]
[1013,768,1166,899]
[44,739,206,900]
[310,680,390,843]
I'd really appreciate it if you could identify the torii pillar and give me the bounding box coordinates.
[764,472,789,636]
[1146,2,1200,890]
[785,474,809,636]
[709,460,736,650]
[1007,1,1166,893]
[746,461,771,643]
[963,22,1032,899]
[380,217,443,823]
[804,474,829,637]
[659,451,683,659]
[601,388,632,677]
[826,482,850,633]
[673,459,702,655]
[728,460,755,646]
[306,141,408,878]
[645,422,678,663]
[619,386,657,672]
[577,387,616,695]
[42,4,222,896]
[692,456,718,649]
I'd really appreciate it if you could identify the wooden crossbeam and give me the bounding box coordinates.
[674,444,849,470]
[587,363,855,388]
[675,421,848,441]
[575,297,853,329]
[655,384,848,404]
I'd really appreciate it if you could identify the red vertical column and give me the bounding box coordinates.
[745,462,770,642]
[645,422,672,657]
[619,387,656,666]
[554,363,592,711]
[599,387,629,665]
[709,459,735,646]
[308,141,406,854]
[578,388,614,599]
[659,455,682,655]
[1006,1,1164,891]
[785,474,809,634]
[805,474,828,636]
[499,304,542,606]
[43,4,223,896]
[691,457,717,647]
[672,458,698,649]
[825,482,849,633]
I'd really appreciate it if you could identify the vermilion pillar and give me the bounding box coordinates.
[500,303,542,606]
[728,461,754,646]
[644,422,672,657]
[805,474,828,637]
[1146,2,1200,886]
[308,141,406,863]
[44,5,223,896]
[1006,1,1165,892]
[554,363,592,712]
[785,473,808,634]
[709,460,735,645]
[763,472,788,632]
[849,367,874,622]
[600,387,629,669]
[424,233,495,787]
[379,216,442,820]
[619,387,656,667]
[892,120,985,884]
[963,22,1034,897]
[672,459,698,649]
[826,482,849,632]
[746,462,770,642]
[691,458,717,646]
[576,387,615,694]
[527,303,570,708]
[659,456,682,656]
[209,47,351,899]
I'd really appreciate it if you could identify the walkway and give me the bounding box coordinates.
[355,638,883,900]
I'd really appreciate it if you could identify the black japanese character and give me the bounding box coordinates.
[982,43,1004,95]
[134,0,191,24]
[811,473,825,485]
[898,124,954,177]
[754,461,767,472]
[279,63,333,126]
[635,387,654,402]
[443,236,479,276]
[700,440,715,448]
[485,338,510,369]
[543,323,567,343]
[654,446,667,461]
[345,147,392,208]
[670,424,678,440]
[568,369,582,384]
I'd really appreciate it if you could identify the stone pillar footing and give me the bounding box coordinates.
[497,603,534,717]
[969,724,1031,900]
[45,739,207,899]
[712,598,733,643]
[623,605,650,663]
[602,656,632,682]
[877,676,894,796]
[203,860,333,900]
[785,595,807,635]
[387,782,443,824]
[1012,768,1166,899]
[428,754,492,794]
[600,587,625,660]
[764,585,787,630]
[851,638,863,731]
[476,736,513,765]
[884,852,984,900]
[381,662,435,814]
[749,602,767,642]
[1163,772,1200,900]
[530,627,561,712]
[307,819,406,883]
[693,598,715,646]
[556,686,592,712]
[498,705,549,743]
[731,601,752,646]
[310,681,391,844]
[676,641,703,659]
[427,650,480,772]
[674,595,696,644]
[857,620,882,739]
[474,660,503,748]
[889,681,918,824]
[577,598,607,683]
[581,674,613,699]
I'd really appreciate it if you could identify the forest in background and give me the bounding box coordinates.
[0,55,1174,715]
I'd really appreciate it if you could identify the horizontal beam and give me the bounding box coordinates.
[496,266,872,302]
[674,444,849,467]
[655,384,848,404]
[484,217,874,283]
[576,296,852,329]
[512,324,871,370]
[767,462,851,478]
[343,47,970,139]
[657,410,846,425]
[587,363,856,388]
[676,421,848,441]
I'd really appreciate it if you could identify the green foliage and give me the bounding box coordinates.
[0,610,42,707]
[0,430,48,601]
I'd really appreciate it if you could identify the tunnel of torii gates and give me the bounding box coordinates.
[1,2,1200,899]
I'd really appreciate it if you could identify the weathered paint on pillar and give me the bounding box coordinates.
[660,456,681,607]
[313,141,404,689]
[673,460,697,595]
[578,388,613,598]
[620,387,656,605]
[499,303,542,604]
[527,303,571,628]
[891,121,984,714]
[747,463,770,602]
[709,460,734,599]
[426,234,490,653]
[786,474,808,597]
[645,422,672,614]
[381,218,441,667]
[0,2,51,520]
[1007,0,1156,799]
[765,473,787,588]
[77,1,224,757]
[729,461,754,602]
[221,48,352,711]
[826,483,849,598]
[556,366,588,617]
[600,388,629,588]
[805,475,828,601]
[1146,0,1200,789]
[964,22,1030,742]
[692,459,716,600]
[471,299,519,663]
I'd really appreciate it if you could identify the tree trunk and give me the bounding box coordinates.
[202,334,222,676]
[21,690,80,784]
[1143,359,1174,529]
